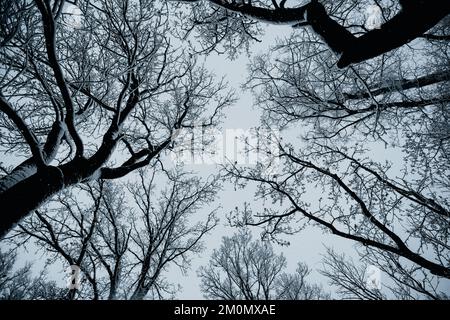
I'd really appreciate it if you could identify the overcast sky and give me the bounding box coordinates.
[2,2,449,299]
[169,24,368,299]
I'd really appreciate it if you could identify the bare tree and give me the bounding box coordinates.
[177,0,450,67]
[224,140,450,296]
[198,230,328,300]
[0,0,30,48]
[0,250,66,300]
[125,169,219,300]
[2,0,449,301]
[0,0,233,237]
[7,166,219,300]
[245,26,450,145]
[320,248,385,300]
[321,247,449,300]
[216,4,450,297]
[276,262,329,300]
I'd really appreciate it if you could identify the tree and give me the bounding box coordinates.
[0,250,66,300]
[321,248,449,300]
[8,167,219,300]
[245,25,450,143]
[2,0,449,300]
[198,230,328,300]
[224,139,450,288]
[177,0,450,67]
[222,10,450,293]
[0,0,233,237]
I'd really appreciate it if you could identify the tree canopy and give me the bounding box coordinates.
[0,0,449,300]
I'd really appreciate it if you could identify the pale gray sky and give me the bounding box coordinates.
[169,24,360,299]
[2,2,449,300]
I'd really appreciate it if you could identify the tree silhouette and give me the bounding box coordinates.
[198,230,328,300]
[8,167,219,300]
[0,0,233,237]
[178,0,450,67]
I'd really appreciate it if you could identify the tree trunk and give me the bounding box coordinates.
[0,157,100,238]
[0,166,65,238]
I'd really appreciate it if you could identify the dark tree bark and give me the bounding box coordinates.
[0,166,65,238]
[0,159,92,238]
